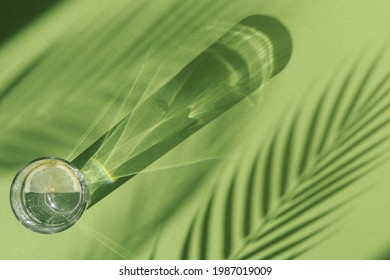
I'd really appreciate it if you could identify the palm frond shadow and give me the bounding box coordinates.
[173,50,390,260]
[0,8,140,167]
[0,0,195,168]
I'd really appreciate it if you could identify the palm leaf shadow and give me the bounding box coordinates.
[172,49,390,260]
[0,4,148,168]
[0,0,197,168]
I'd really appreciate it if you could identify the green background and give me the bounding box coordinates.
[0,0,389,259]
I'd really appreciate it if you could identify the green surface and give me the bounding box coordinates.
[0,0,390,259]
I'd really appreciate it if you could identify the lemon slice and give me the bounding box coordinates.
[25,163,81,193]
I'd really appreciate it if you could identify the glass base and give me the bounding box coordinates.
[10,157,89,234]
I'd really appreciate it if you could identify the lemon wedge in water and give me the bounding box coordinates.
[25,163,81,193]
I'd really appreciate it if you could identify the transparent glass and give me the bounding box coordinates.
[10,157,90,234]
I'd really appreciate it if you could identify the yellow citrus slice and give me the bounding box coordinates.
[24,163,81,193]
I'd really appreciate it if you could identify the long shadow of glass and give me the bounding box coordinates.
[10,14,292,233]
[74,15,293,206]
